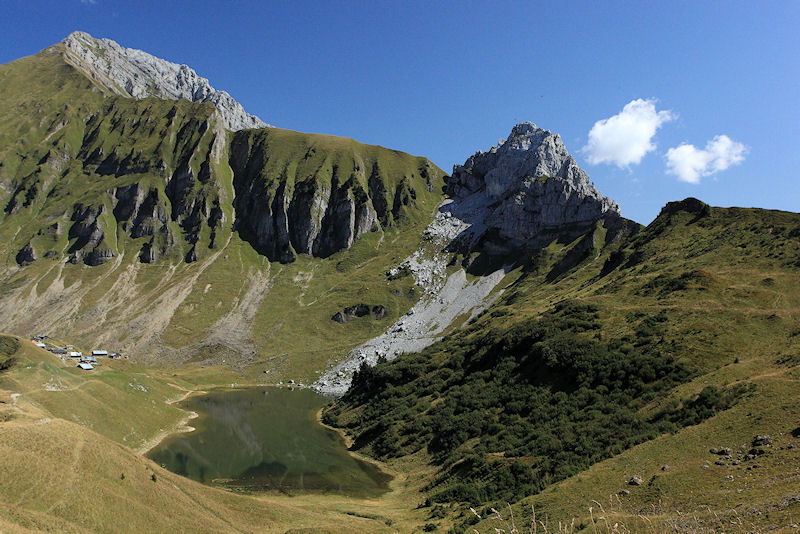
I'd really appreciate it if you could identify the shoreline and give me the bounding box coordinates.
[315,405,398,481]
[136,385,204,455]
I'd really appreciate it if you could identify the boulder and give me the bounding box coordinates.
[15,243,37,266]
[344,304,370,318]
[84,247,115,266]
[753,435,772,446]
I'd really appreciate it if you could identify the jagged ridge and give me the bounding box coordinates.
[61,31,267,131]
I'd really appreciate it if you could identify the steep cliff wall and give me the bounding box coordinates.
[0,45,443,270]
[230,128,441,263]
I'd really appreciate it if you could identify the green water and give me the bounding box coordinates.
[147,387,392,497]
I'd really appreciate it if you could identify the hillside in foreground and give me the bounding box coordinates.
[326,199,800,532]
[0,335,437,533]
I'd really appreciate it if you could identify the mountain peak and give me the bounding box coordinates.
[60,31,267,131]
[510,121,541,136]
[445,122,622,254]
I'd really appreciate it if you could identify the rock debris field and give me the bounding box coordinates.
[313,198,509,396]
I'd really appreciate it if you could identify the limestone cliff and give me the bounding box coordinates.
[446,122,623,255]
[61,31,267,131]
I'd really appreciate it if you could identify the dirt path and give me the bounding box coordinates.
[726,367,794,387]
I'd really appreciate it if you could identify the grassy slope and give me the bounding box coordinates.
[328,200,800,532]
[0,47,228,265]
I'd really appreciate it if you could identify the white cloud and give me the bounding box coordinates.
[583,98,675,168]
[665,135,748,184]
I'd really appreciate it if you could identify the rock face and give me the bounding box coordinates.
[229,129,435,263]
[53,97,229,266]
[446,122,621,254]
[330,304,386,323]
[61,31,267,131]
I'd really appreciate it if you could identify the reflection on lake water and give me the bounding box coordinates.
[147,387,392,497]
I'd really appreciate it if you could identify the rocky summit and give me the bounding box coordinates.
[446,122,621,255]
[61,31,267,131]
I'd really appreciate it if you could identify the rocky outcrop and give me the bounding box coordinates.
[61,31,267,131]
[15,243,36,266]
[446,122,622,255]
[113,184,169,238]
[331,304,387,323]
[67,204,114,265]
[84,247,116,266]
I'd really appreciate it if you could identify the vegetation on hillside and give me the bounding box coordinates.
[325,301,747,507]
[326,199,800,531]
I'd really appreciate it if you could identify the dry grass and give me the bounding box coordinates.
[0,336,439,533]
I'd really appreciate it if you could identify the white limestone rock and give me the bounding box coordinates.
[446,122,620,253]
[60,31,268,131]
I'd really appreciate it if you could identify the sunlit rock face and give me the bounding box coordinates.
[61,31,267,131]
[446,122,621,254]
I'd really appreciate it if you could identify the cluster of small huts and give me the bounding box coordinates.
[30,334,122,370]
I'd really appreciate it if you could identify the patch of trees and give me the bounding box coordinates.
[0,336,19,372]
[326,302,745,506]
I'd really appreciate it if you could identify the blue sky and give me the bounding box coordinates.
[1,1,798,224]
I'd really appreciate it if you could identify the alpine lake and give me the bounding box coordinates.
[147,387,392,497]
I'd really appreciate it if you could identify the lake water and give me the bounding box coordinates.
[147,387,392,497]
